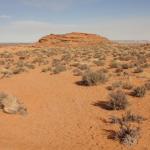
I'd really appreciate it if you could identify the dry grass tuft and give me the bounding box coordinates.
[81,70,108,86]
[112,124,140,146]
[107,90,129,110]
[131,86,146,97]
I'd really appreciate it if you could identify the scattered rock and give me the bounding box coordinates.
[0,92,27,115]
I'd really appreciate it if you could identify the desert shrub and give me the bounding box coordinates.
[0,51,13,58]
[121,64,129,69]
[122,82,133,90]
[106,81,123,91]
[16,50,30,59]
[81,70,108,86]
[53,65,66,74]
[107,90,128,110]
[106,86,114,91]
[133,66,143,73]
[0,68,13,78]
[32,57,47,65]
[128,63,135,68]
[51,59,61,67]
[93,60,105,66]
[41,67,51,73]
[97,68,108,73]
[131,86,146,97]
[70,62,80,67]
[115,68,123,73]
[113,124,140,146]
[144,81,150,90]
[110,111,145,124]
[78,64,89,70]
[109,116,120,124]
[110,60,120,68]
[12,67,26,74]
[141,62,150,68]
[121,111,145,123]
[112,81,123,89]
[25,63,35,69]
[5,58,14,65]
[0,60,5,65]
[136,55,147,65]
[61,53,71,61]
[73,68,82,76]
[119,55,132,61]
[19,56,26,60]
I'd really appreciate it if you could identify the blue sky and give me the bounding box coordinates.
[0,0,150,42]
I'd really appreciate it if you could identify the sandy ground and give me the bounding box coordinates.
[0,69,149,150]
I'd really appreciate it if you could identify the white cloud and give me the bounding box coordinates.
[0,18,150,42]
[0,20,78,42]
[96,18,150,40]
[0,15,11,19]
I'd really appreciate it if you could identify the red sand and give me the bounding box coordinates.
[0,33,149,150]
[0,70,149,150]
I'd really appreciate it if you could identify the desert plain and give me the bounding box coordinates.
[0,32,149,150]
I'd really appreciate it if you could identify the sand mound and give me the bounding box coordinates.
[36,32,110,48]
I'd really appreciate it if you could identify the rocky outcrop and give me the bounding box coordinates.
[0,92,27,115]
[36,32,110,48]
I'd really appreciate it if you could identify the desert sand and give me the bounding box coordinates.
[0,33,149,150]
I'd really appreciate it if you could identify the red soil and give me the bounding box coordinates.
[0,70,149,150]
[0,33,149,150]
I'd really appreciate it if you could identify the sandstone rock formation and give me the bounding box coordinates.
[36,32,110,48]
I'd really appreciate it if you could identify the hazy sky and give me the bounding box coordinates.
[0,0,150,42]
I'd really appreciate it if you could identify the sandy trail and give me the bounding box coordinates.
[0,70,149,150]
